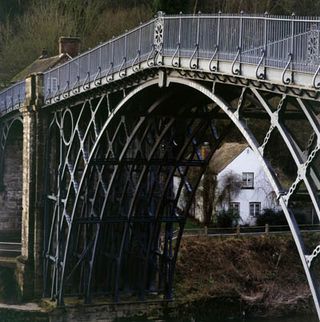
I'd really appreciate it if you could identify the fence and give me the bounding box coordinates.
[0,81,25,116]
[175,224,320,239]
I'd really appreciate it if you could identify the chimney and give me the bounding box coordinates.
[39,48,48,59]
[59,37,81,58]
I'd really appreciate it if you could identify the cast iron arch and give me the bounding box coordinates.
[43,76,320,319]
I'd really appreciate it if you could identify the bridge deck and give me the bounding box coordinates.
[1,13,320,116]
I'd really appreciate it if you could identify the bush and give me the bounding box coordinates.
[255,208,312,226]
[255,208,286,226]
[216,209,240,228]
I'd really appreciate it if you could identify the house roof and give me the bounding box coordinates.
[11,54,69,83]
[209,141,295,190]
[11,37,80,83]
[209,142,248,174]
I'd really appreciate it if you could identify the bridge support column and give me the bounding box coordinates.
[16,74,45,300]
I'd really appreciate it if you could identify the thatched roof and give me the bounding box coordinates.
[209,142,248,174]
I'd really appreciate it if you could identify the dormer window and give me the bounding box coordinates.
[242,172,254,189]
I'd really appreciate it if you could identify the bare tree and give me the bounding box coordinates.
[202,167,217,226]
[215,171,242,211]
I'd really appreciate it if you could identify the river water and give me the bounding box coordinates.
[0,312,317,321]
[118,314,318,322]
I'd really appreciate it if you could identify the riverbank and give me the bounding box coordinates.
[173,234,315,319]
[0,234,316,321]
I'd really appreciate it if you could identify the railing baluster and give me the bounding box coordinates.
[189,12,201,69]
[132,23,142,71]
[171,12,182,67]
[255,12,268,79]
[106,38,115,82]
[231,11,243,75]
[281,13,295,84]
[94,46,102,86]
[209,11,221,72]
[119,33,127,78]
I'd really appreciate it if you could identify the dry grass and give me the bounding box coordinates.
[175,235,312,316]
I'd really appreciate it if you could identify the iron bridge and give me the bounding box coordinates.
[1,12,320,319]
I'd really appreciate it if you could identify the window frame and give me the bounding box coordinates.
[242,172,254,189]
[249,202,261,216]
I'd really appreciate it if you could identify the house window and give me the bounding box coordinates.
[242,172,254,189]
[249,202,261,216]
[230,202,240,214]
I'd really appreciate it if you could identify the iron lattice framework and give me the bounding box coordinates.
[42,74,320,319]
[43,79,232,304]
[0,12,320,320]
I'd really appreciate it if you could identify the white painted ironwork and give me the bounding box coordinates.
[0,81,25,115]
[3,13,320,113]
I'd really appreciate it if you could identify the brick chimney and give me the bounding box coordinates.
[59,37,81,58]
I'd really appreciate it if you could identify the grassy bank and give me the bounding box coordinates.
[174,235,315,318]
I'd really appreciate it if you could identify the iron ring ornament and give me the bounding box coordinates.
[154,15,164,54]
[62,108,74,146]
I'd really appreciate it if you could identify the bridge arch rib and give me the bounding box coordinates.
[43,75,320,318]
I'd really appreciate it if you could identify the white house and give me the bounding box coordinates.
[186,142,280,225]
[214,143,279,225]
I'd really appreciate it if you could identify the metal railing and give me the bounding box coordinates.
[2,13,320,114]
[0,81,25,116]
[43,19,155,101]
[42,13,320,102]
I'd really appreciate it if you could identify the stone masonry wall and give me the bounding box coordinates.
[0,123,23,239]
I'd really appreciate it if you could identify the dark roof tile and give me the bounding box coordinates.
[11,54,69,83]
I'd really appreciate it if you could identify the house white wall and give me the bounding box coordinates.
[216,147,278,225]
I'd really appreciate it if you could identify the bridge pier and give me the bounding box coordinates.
[16,74,45,299]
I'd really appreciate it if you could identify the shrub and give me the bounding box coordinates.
[255,208,286,226]
[216,209,240,228]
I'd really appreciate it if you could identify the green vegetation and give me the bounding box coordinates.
[0,0,152,86]
[216,209,241,227]
[1,0,320,86]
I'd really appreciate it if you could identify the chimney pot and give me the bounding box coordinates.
[39,48,48,59]
[59,37,81,58]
